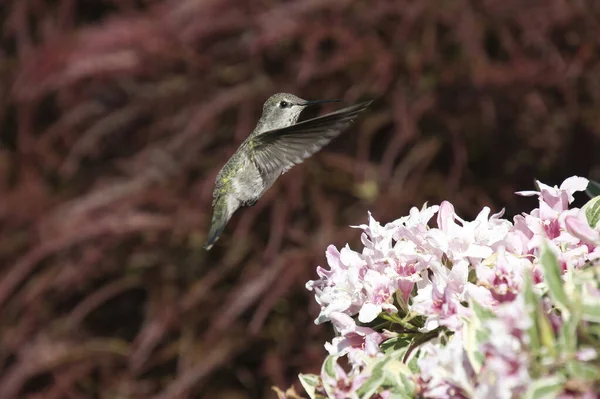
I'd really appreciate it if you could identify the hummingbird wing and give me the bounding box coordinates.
[247,101,372,179]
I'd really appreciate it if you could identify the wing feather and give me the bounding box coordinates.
[246,101,372,179]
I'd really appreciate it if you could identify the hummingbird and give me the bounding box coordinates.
[204,93,372,250]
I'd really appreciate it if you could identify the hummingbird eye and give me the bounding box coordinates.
[279,101,290,108]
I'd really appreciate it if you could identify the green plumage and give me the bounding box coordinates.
[203,93,372,250]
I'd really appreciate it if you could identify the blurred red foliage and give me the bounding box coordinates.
[1,0,599,398]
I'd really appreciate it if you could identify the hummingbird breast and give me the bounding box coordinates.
[228,152,266,204]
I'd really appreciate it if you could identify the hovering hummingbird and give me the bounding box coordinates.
[204,93,372,250]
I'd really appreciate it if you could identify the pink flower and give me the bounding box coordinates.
[418,334,475,398]
[418,296,532,399]
[353,212,395,254]
[435,202,511,262]
[308,205,446,325]
[505,214,533,256]
[320,357,371,399]
[411,262,469,331]
[306,245,367,324]
[326,312,385,367]
[475,297,532,398]
[511,176,597,272]
[576,347,597,362]
[304,176,599,399]
[475,247,529,303]
[516,176,588,213]
[358,269,399,323]
[565,213,600,246]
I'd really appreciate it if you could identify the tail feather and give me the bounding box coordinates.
[204,221,225,250]
[204,197,232,250]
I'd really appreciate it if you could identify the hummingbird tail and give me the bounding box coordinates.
[203,197,233,250]
[204,221,224,251]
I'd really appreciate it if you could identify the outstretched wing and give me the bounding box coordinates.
[246,101,372,179]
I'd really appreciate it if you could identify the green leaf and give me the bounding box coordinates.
[384,390,414,399]
[470,299,495,321]
[570,266,594,324]
[401,328,445,363]
[523,272,542,352]
[523,268,558,359]
[582,195,600,229]
[406,349,421,374]
[358,353,416,399]
[298,374,320,399]
[380,336,412,354]
[585,180,600,199]
[357,358,388,398]
[320,355,340,398]
[392,373,416,398]
[382,355,416,396]
[557,313,577,356]
[537,306,557,357]
[582,301,600,323]
[524,375,566,399]
[540,244,570,314]
[378,312,419,330]
[322,355,337,380]
[566,360,600,381]
[464,301,490,374]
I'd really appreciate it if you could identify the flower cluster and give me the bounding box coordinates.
[292,177,600,399]
[417,297,532,398]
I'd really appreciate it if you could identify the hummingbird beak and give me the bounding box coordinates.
[302,99,342,107]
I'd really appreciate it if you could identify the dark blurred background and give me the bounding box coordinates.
[1,0,599,398]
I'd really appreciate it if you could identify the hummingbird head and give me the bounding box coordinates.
[256,93,341,132]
